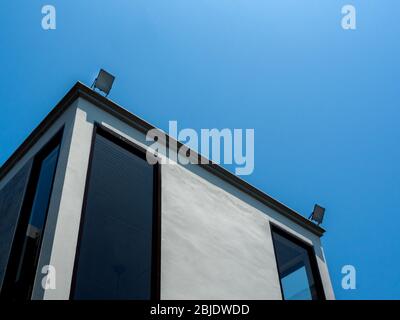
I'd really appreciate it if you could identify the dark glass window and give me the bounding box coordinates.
[71,128,159,300]
[271,225,325,300]
[0,161,32,290]
[1,133,61,300]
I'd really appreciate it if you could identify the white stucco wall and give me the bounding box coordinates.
[161,163,282,299]
[0,96,335,300]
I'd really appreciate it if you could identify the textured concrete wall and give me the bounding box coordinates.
[161,163,282,299]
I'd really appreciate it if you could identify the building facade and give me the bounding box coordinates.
[0,82,334,300]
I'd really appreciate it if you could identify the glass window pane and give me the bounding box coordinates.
[14,144,60,292]
[72,133,155,300]
[27,146,60,238]
[272,228,323,300]
[281,265,312,300]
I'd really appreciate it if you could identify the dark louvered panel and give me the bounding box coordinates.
[0,160,32,289]
[72,133,155,300]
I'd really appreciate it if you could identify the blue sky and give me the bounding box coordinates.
[0,1,399,299]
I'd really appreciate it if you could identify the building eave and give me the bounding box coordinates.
[0,82,325,237]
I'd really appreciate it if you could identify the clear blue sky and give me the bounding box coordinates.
[1,1,399,299]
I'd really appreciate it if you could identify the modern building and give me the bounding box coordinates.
[0,82,334,300]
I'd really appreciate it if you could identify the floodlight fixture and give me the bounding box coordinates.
[91,69,115,97]
[309,204,325,226]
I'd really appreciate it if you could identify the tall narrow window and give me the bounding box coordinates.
[71,126,160,300]
[1,132,62,300]
[271,225,325,300]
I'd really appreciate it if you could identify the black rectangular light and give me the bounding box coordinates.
[92,69,115,96]
[310,204,325,225]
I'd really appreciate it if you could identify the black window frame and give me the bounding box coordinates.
[270,223,326,300]
[0,129,63,300]
[69,123,161,300]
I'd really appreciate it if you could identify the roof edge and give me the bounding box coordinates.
[0,82,325,237]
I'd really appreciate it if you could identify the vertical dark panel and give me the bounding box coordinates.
[72,131,157,300]
[0,161,33,290]
[1,130,63,300]
[11,144,60,299]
